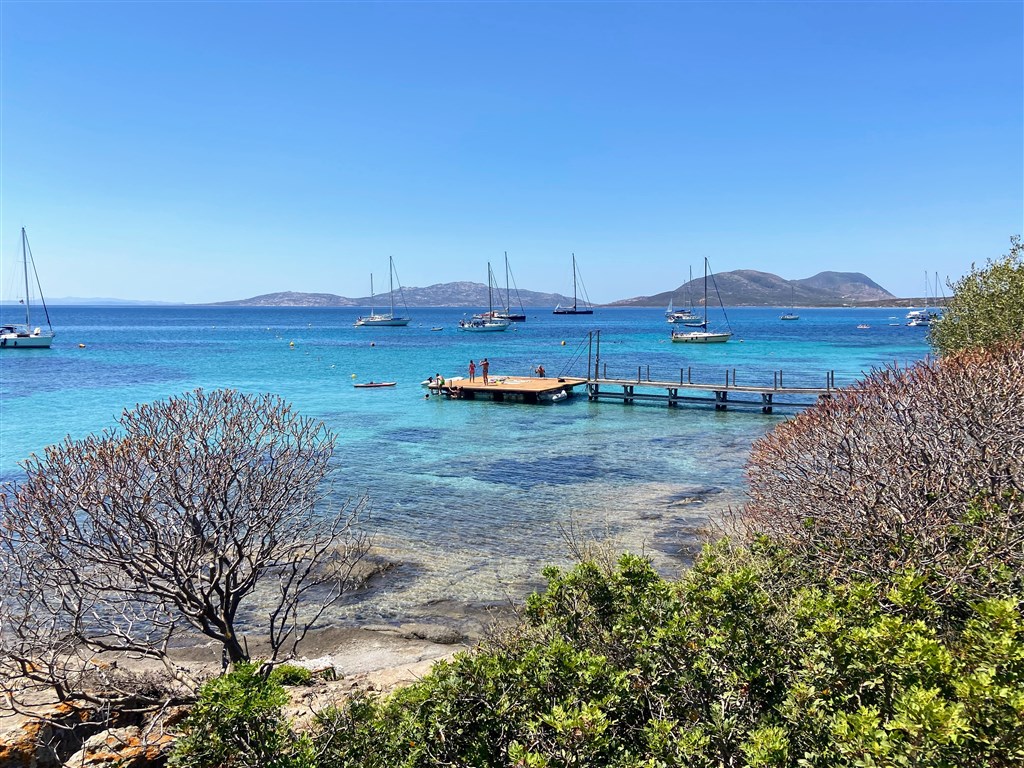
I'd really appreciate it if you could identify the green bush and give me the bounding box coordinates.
[931,235,1024,356]
[309,543,1024,767]
[271,663,314,687]
[169,662,311,768]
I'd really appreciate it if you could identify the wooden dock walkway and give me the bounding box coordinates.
[585,376,836,413]
[429,331,848,412]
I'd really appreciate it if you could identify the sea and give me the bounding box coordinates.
[0,305,931,631]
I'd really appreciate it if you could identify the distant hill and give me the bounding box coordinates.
[214,271,896,308]
[214,282,575,308]
[607,270,895,308]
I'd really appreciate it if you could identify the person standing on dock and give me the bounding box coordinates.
[481,358,489,385]
[469,359,476,382]
[535,364,545,378]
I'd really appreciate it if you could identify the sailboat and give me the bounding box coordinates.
[666,266,701,323]
[354,256,411,327]
[500,252,526,321]
[906,272,940,327]
[459,262,510,332]
[552,253,593,315]
[780,284,799,320]
[671,257,732,343]
[476,252,527,322]
[1,228,55,349]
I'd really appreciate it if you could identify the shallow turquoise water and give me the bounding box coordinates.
[0,306,931,625]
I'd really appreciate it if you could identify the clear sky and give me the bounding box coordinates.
[1,1,1021,303]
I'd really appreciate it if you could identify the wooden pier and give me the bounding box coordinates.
[430,372,837,412]
[585,377,835,413]
[430,331,849,412]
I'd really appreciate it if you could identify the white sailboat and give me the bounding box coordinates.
[354,256,411,327]
[666,266,701,323]
[460,262,510,332]
[780,284,799,320]
[1,227,55,349]
[552,253,593,315]
[906,272,940,327]
[671,257,732,343]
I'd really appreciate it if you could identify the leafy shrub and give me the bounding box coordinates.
[931,235,1024,356]
[271,664,314,687]
[169,662,310,768]
[310,544,1024,767]
[743,342,1024,616]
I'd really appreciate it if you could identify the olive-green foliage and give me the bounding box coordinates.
[310,542,1024,767]
[169,662,311,768]
[270,663,314,687]
[931,235,1024,355]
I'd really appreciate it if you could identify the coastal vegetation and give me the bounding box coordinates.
[930,235,1024,356]
[0,389,368,714]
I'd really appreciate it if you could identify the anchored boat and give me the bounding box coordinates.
[1,228,55,349]
[552,253,593,315]
[355,256,411,327]
[671,257,732,344]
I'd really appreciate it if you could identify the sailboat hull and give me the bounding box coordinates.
[354,315,410,327]
[552,307,593,315]
[671,331,732,343]
[0,329,54,348]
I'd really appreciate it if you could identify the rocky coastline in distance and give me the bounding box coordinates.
[212,270,937,309]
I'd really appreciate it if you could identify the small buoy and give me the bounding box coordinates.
[289,341,295,347]
[561,340,566,346]
[78,343,86,348]
[370,342,375,347]
[351,373,357,379]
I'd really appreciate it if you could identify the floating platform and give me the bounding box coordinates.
[431,375,588,404]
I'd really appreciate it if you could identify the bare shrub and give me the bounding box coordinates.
[743,342,1024,603]
[0,388,368,711]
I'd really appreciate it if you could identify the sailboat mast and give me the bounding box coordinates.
[21,227,30,328]
[703,258,709,327]
[389,256,396,316]
[504,252,511,313]
[487,262,494,313]
[572,253,578,310]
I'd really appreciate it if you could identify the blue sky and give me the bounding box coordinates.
[2,1,1021,303]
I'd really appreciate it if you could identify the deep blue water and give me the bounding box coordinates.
[0,305,931,624]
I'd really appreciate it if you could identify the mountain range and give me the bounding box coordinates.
[215,270,896,308]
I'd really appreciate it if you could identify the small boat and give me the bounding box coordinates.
[421,376,465,388]
[459,316,510,332]
[430,327,443,332]
[495,252,526,321]
[671,258,732,344]
[538,389,569,403]
[666,267,701,323]
[552,253,594,315]
[780,284,799,320]
[355,256,411,327]
[461,262,511,332]
[857,324,870,329]
[354,381,397,388]
[1,228,55,349]
[906,272,942,327]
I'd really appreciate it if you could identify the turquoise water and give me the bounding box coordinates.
[0,306,930,625]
